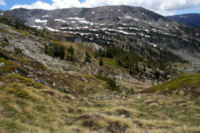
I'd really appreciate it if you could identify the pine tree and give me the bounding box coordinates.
[66,45,75,61]
[68,45,74,54]
[85,51,91,63]
[154,70,160,85]
[99,58,103,66]
[143,65,146,72]
[53,44,65,60]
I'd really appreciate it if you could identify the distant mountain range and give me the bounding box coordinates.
[168,13,200,27]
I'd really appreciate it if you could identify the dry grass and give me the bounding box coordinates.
[0,71,200,133]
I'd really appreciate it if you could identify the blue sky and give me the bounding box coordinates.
[176,8,200,15]
[0,0,200,16]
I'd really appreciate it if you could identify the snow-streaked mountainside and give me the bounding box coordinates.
[1,5,200,63]
[4,6,174,29]
[168,13,200,27]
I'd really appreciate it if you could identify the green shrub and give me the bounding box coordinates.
[106,78,120,91]
[96,74,120,91]
[66,45,75,61]
[53,44,65,60]
[14,48,22,54]
[8,83,29,98]
[45,43,65,60]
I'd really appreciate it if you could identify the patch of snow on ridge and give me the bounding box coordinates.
[67,17,85,20]
[66,17,92,24]
[106,29,136,35]
[42,15,48,18]
[35,19,47,23]
[32,25,43,29]
[45,26,59,32]
[124,15,132,19]
[54,19,68,23]
[145,35,150,38]
[79,20,90,24]
[150,43,157,47]
[133,18,139,21]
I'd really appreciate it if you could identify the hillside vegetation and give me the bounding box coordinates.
[150,74,200,96]
[0,16,200,133]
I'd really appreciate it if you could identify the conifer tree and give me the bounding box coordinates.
[99,58,103,66]
[85,51,91,63]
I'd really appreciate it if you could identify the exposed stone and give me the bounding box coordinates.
[0,62,5,67]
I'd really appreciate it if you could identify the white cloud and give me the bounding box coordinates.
[11,0,200,16]
[11,1,54,10]
[0,0,6,6]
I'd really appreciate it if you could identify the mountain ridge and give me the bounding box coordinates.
[4,5,174,27]
[1,5,200,64]
[168,13,200,27]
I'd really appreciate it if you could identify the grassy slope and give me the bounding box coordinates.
[0,73,200,133]
[102,57,118,68]
[151,74,200,92]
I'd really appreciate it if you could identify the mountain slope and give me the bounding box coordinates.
[5,6,172,27]
[3,6,200,64]
[168,13,200,27]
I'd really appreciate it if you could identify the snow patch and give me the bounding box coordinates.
[67,17,85,21]
[82,26,89,29]
[129,27,139,31]
[150,43,157,47]
[35,19,47,23]
[144,29,150,33]
[60,27,68,30]
[145,35,150,38]
[79,20,90,24]
[133,18,139,21]
[54,19,68,23]
[107,29,135,35]
[42,15,48,18]
[32,25,43,30]
[71,21,76,24]
[45,26,59,32]
[124,15,132,19]
[80,33,90,36]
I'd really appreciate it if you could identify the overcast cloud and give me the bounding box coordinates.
[11,0,200,16]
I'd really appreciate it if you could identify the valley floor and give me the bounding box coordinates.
[0,73,200,133]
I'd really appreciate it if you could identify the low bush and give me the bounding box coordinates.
[96,74,120,91]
